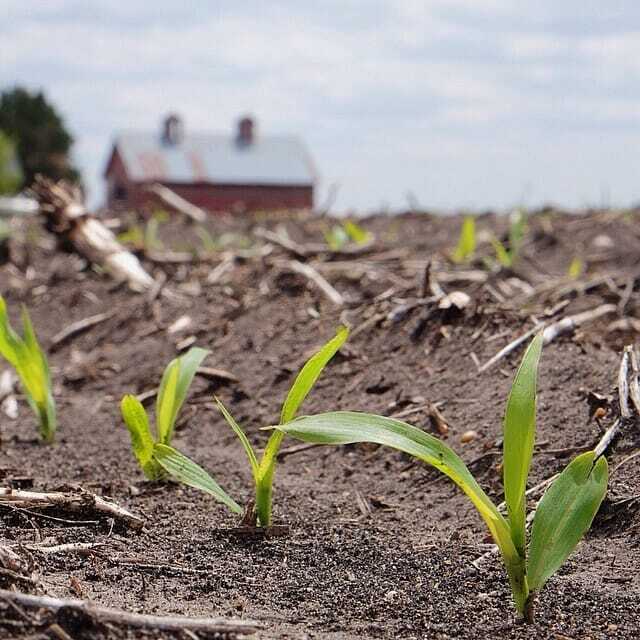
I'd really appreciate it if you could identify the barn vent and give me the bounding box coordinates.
[162,114,183,146]
[236,116,255,147]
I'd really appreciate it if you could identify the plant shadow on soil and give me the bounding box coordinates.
[1,210,639,639]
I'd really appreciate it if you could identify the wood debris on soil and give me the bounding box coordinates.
[2,198,640,639]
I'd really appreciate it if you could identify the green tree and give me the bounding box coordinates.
[0,87,79,187]
[0,131,23,195]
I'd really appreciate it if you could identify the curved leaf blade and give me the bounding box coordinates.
[276,411,516,559]
[0,298,56,440]
[503,333,543,555]
[280,326,348,424]
[527,451,608,593]
[0,296,20,367]
[173,347,209,422]
[452,216,476,263]
[491,238,512,267]
[121,395,155,476]
[153,443,242,514]
[215,396,259,481]
[343,220,372,245]
[156,358,179,444]
[156,347,209,445]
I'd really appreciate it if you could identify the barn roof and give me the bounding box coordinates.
[110,131,315,187]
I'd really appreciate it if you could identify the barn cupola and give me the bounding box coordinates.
[236,116,255,147]
[161,113,183,146]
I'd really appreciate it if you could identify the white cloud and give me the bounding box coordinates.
[1,1,640,210]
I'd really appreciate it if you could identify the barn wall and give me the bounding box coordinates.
[163,182,312,212]
[104,149,136,210]
[107,172,313,212]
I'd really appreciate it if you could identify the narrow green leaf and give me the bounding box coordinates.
[156,359,180,444]
[173,347,209,424]
[343,220,372,245]
[491,238,512,267]
[254,429,284,527]
[20,306,42,358]
[0,297,56,441]
[324,225,348,250]
[508,210,527,260]
[568,256,584,279]
[153,443,243,514]
[121,395,156,477]
[503,333,543,555]
[276,411,517,561]
[527,451,608,593]
[452,216,476,263]
[280,326,348,424]
[215,396,259,481]
[156,347,209,445]
[41,390,57,443]
[0,297,21,368]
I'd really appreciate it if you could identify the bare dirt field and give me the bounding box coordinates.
[1,208,639,639]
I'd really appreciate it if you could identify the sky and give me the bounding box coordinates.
[2,1,640,213]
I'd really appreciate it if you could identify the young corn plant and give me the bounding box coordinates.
[491,208,527,268]
[568,256,584,279]
[152,326,349,527]
[120,346,210,480]
[0,295,56,442]
[324,220,372,250]
[451,215,476,263]
[275,334,608,621]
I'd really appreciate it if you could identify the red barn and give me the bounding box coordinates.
[103,114,315,213]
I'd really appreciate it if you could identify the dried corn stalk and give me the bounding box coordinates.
[31,176,153,291]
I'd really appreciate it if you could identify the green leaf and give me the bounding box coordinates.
[121,395,156,477]
[452,216,476,263]
[215,396,259,481]
[0,297,56,441]
[508,209,527,260]
[568,257,583,279]
[156,359,179,443]
[324,225,348,250]
[276,411,517,562]
[153,443,242,514]
[527,451,608,593]
[503,333,543,555]
[343,220,372,245]
[280,326,349,424]
[156,347,209,444]
[491,237,512,267]
[172,347,209,425]
[0,297,21,368]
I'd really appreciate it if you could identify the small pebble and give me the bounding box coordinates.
[460,430,478,443]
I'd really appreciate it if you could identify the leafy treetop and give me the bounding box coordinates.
[0,87,80,187]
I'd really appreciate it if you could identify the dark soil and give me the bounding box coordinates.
[1,208,639,639]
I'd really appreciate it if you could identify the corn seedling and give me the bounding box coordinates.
[117,211,166,252]
[195,226,218,254]
[324,220,372,250]
[275,334,608,621]
[451,216,476,263]
[153,327,349,527]
[120,346,210,480]
[568,256,584,279]
[491,209,527,268]
[0,295,56,442]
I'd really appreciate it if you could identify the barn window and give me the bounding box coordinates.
[112,182,127,201]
